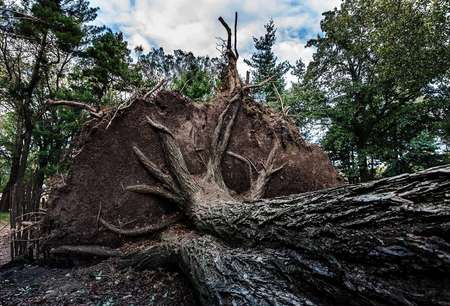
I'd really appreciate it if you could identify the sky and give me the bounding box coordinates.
[89,0,341,81]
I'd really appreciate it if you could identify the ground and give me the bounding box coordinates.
[0,221,197,305]
[0,258,197,306]
[0,213,10,267]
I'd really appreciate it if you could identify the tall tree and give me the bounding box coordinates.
[76,30,136,105]
[0,0,97,211]
[303,0,450,182]
[244,19,289,103]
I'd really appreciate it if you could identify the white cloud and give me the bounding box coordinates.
[89,0,341,77]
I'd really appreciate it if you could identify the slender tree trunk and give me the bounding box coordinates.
[354,133,371,183]
[0,115,32,212]
[0,32,48,212]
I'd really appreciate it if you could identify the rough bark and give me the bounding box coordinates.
[190,165,450,250]
[123,165,450,305]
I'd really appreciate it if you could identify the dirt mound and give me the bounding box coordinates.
[45,91,342,247]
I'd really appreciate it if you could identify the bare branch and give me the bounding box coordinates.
[218,16,232,54]
[272,83,288,115]
[243,75,275,91]
[100,213,182,237]
[47,99,103,118]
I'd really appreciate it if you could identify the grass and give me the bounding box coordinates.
[0,212,9,224]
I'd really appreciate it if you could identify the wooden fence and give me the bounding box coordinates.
[9,183,46,260]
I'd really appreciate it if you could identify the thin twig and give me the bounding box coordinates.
[243,75,275,91]
[47,99,103,118]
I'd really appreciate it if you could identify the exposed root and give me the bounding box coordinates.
[132,146,179,194]
[227,151,255,186]
[126,184,183,204]
[227,139,285,200]
[251,139,286,200]
[205,93,241,189]
[99,213,182,237]
[50,245,122,257]
[146,116,199,199]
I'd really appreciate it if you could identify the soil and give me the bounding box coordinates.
[45,91,343,248]
[0,259,196,306]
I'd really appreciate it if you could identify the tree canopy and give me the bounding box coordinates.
[288,0,450,182]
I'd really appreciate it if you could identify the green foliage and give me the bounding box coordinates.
[297,0,450,181]
[77,30,136,104]
[0,212,8,223]
[0,113,15,190]
[0,0,100,210]
[383,132,449,176]
[135,47,222,97]
[244,19,289,103]
[172,68,215,101]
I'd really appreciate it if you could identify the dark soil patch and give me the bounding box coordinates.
[0,259,196,306]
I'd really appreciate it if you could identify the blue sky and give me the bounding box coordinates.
[89,0,341,80]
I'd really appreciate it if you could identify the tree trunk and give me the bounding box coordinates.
[0,121,32,212]
[119,165,450,306]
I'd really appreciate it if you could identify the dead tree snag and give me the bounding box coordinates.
[218,13,241,94]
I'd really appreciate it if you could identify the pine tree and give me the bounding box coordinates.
[244,19,289,103]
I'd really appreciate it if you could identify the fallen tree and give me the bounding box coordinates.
[44,14,450,305]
